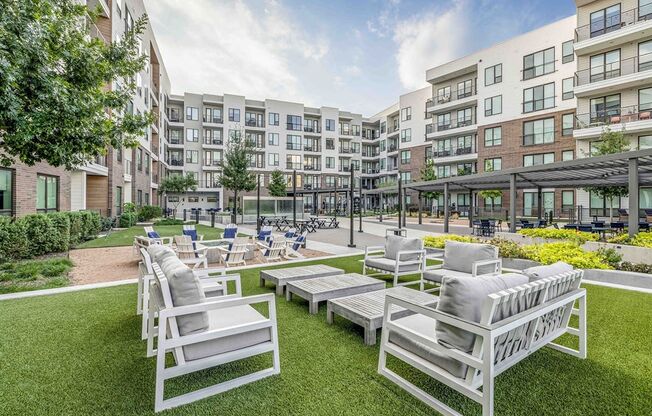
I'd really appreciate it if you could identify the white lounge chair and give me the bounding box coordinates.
[182,224,204,242]
[363,235,426,287]
[221,223,238,239]
[257,237,286,263]
[143,226,174,246]
[420,240,502,292]
[284,231,307,259]
[378,266,586,416]
[215,238,249,267]
[174,235,208,269]
[150,259,280,412]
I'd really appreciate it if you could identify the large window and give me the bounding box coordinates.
[562,190,574,214]
[485,64,502,86]
[268,133,279,146]
[457,79,473,98]
[185,106,198,121]
[523,118,555,145]
[186,128,199,142]
[639,135,652,150]
[642,0,652,20]
[400,150,411,164]
[590,50,620,82]
[484,158,502,172]
[590,4,621,38]
[204,150,222,166]
[640,87,652,112]
[326,119,335,131]
[523,47,555,80]
[523,83,555,113]
[36,175,58,213]
[637,40,652,72]
[287,115,302,130]
[267,153,279,167]
[0,169,12,216]
[484,95,502,116]
[400,128,411,143]
[562,77,574,100]
[524,191,554,216]
[228,108,240,122]
[562,150,574,161]
[484,126,502,147]
[268,112,279,126]
[562,113,574,136]
[286,135,301,150]
[590,94,621,123]
[562,40,574,63]
[185,150,198,164]
[590,190,620,216]
[204,107,222,123]
[401,107,412,121]
[523,152,554,167]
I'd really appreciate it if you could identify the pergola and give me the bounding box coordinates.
[382,149,652,237]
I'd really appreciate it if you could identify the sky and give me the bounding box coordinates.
[144,0,576,116]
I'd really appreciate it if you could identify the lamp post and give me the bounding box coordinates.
[397,173,403,230]
[292,169,297,228]
[358,174,363,233]
[348,163,356,247]
[256,173,261,235]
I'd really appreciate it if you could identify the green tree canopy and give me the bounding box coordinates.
[158,173,198,211]
[219,131,256,222]
[419,159,440,200]
[0,0,152,169]
[268,169,287,197]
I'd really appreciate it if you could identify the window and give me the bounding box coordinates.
[523,118,554,145]
[524,191,554,216]
[268,112,279,126]
[137,190,142,206]
[562,114,574,136]
[36,175,58,213]
[590,4,621,38]
[228,108,240,122]
[116,146,122,162]
[400,128,411,143]
[523,82,555,113]
[286,135,301,150]
[639,135,652,150]
[485,64,502,86]
[562,150,574,161]
[523,152,554,167]
[400,150,411,164]
[185,150,198,164]
[640,87,652,111]
[325,157,335,169]
[562,78,574,100]
[229,129,242,141]
[401,107,412,121]
[484,194,502,210]
[352,125,360,136]
[590,49,620,82]
[326,119,335,131]
[380,121,386,133]
[145,153,150,174]
[145,193,149,205]
[267,153,279,167]
[562,40,574,63]
[484,95,502,116]
[185,106,198,120]
[268,133,278,146]
[168,196,179,203]
[204,107,222,123]
[187,196,199,203]
[287,115,302,130]
[400,172,411,183]
[589,94,621,123]
[484,158,502,172]
[484,126,502,147]
[207,196,218,203]
[137,148,143,171]
[562,190,574,213]
[642,0,652,20]
[457,79,473,98]
[523,47,555,80]
[590,190,619,216]
[186,128,199,142]
[0,169,12,216]
[436,86,451,103]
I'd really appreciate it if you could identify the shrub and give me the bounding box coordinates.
[520,242,611,269]
[21,214,58,257]
[66,212,84,246]
[487,238,527,259]
[47,212,71,253]
[596,247,622,269]
[138,205,162,222]
[607,232,652,248]
[119,212,137,228]
[0,217,28,262]
[423,234,479,249]
[518,228,598,244]
[618,262,652,274]
[100,216,117,232]
[78,211,101,240]
[154,218,184,226]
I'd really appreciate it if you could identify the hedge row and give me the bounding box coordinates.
[0,211,101,262]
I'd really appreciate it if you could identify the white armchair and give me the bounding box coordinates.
[363,235,426,287]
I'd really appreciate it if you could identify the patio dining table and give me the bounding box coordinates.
[296,219,317,233]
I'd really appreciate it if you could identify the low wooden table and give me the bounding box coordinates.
[327,286,439,345]
[286,273,385,314]
[259,265,344,296]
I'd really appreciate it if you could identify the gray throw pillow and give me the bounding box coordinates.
[384,235,405,260]
[522,261,573,282]
[161,258,209,335]
[397,238,423,261]
[443,240,497,274]
[435,273,529,352]
[148,244,176,264]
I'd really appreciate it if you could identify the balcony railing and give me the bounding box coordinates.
[575,104,652,128]
[575,52,652,87]
[286,123,302,131]
[339,147,352,154]
[575,6,652,42]
[303,164,321,171]
[304,145,321,152]
[339,165,352,172]
[303,184,322,190]
[203,115,223,124]
[362,150,380,157]
[152,174,159,184]
[388,144,398,152]
[168,159,184,166]
[169,137,184,145]
[204,160,223,167]
[303,125,321,133]
[362,132,378,140]
[286,162,302,170]
[245,119,265,128]
[361,167,380,174]
[387,125,400,135]
[204,138,223,146]
[198,180,221,189]
[93,155,107,167]
[339,129,352,136]
[433,114,476,132]
[426,85,477,109]
[287,143,302,151]
[433,144,476,157]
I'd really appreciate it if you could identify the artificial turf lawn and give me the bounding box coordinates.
[1,255,651,415]
[76,224,224,249]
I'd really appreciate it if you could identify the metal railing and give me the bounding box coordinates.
[169,137,183,145]
[197,180,221,189]
[426,85,477,109]
[575,104,652,128]
[204,138,223,145]
[286,143,302,151]
[339,147,353,154]
[168,159,184,166]
[203,115,223,124]
[287,123,302,131]
[575,6,652,42]
[245,119,265,128]
[362,150,380,157]
[433,143,476,157]
[575,52,652,86]
[204,160,223,167]
[434,114,476,132]
[303,125,321,133]
[304,145,321,152]
[388,144,398,152]
[286,162,302,170]
[303,164,322,171]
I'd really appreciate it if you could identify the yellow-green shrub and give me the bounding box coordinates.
[520,242,611,269]
[423,234,479,249]
[607,232,652,248]
[518,228,598,244]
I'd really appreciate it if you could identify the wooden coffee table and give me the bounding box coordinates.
[327,286,439,345]
[259,265,344,295]
[286,273,385,314]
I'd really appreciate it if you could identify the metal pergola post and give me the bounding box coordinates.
[509,173,517,233]
[379,192,384,222]
[629,157,639,237]
[256,174,261,234]
[292,170,297,228]
[418,191,423,225]
[468,189,473,228]
[397,177,403,230]
[443,182,449,233]
[537,186,543,221]
[348,163,356,247]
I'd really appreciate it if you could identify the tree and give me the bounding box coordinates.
[158,174,198,214]
[583,128,631,221]
[0,0,152,169]
[268,169,287,197]
[479,190,503,212]
[419,159,441,212]
[219,131,256,223]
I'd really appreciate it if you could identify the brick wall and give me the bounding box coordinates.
[11,161,71,217]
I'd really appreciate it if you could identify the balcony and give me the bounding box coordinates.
[426,85,477,113]
[362,150,380,157]
[303,145,321,152]
[339,147,353,154]
[198,180,221,189]
[303,184,322,190]
[203,139,223,146]
[339,129,352,136]
[574,52,652,97]
[286,143,302,151]
[202,115,223,124]
[387,125,400,136]
[286,123,302,131]
[339,165,352,172]
[426,114,477,139]
[245,119,265,128]
[168,137,184,147]
[362,131,378,140]
[573,104,652,139]
[575,6,652,54]
[432,143,477,164]
[388,144,398,153]
[204,160,223,169]
[303,164,321,171]
[303,125,321,134]
[168,159,184,167]
[361,167,380,174]
[286,162,302,170]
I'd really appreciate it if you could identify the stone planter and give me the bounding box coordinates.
[583,241,652,265]
[583,269,652,289]
[494,232,558,246]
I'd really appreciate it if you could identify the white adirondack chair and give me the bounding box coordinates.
[215,238,249,267]
[283,231,307,259]
[143,226,174,246]
[150,262,280,412]
[174,235,208,269]
[257,237,286,263]
[378,270,586,416]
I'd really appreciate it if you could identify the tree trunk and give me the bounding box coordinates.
[232,189,238,225]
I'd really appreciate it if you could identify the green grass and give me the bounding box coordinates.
[0,256,651,415]
[76,224,224,249]
[0,257,73,294]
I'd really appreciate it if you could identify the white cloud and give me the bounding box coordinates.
[392,0,470,90]
[145,0,329,101]
[366,0,401,38]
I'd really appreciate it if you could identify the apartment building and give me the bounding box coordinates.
[573,0,652,215]
[424,16,578,218]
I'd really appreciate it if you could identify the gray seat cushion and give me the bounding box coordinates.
[365,257,421,273]
[443,240,498,274]
[435,273,529,353]
[422,268,472,284]
[183,305,271,361]
[522,261,573,282]
[388,314,467,378]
